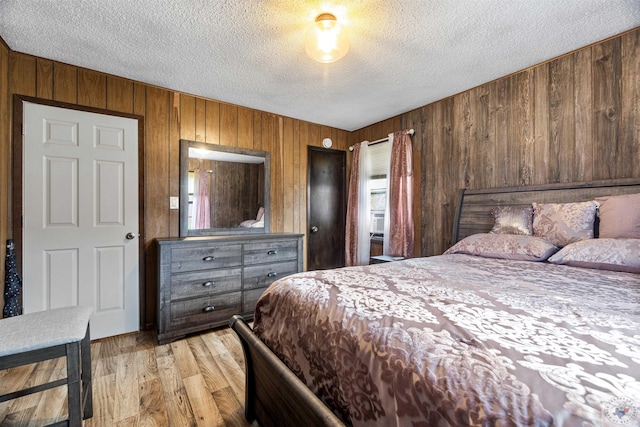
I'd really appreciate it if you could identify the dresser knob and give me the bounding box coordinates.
[202,256,216,262]
[202,281,215,287]
[267,272,277,278]
[267,250,278,255]
[202,305,215,313]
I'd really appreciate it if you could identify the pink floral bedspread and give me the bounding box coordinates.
[253,255,640,427]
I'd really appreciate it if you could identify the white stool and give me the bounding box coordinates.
[0,306,93,426]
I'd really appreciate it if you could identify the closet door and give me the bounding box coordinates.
[307,147,346,270]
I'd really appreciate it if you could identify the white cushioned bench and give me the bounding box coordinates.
[0,306,93,426]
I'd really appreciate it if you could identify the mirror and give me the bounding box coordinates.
[179,139,270,236]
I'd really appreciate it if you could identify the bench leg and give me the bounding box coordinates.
[66,341,82,427]
[81,325,93,419]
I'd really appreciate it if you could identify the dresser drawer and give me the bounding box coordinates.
[244,240,298,265]
[243,260,298,290]
[170,268,242,300]
[243,287,269,313]
[171,244,242,273]
[169,292,242,327]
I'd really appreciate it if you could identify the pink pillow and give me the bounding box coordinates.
[548,238,640,273]
[444,233,558,261]
[532,201,598,247]
[595,193,640,239]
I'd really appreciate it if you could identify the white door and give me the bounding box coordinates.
[22,102,139,339]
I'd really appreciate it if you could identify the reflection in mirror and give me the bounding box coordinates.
[180,140,270,236]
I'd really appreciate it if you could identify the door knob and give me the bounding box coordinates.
[125,232,137,240]
[311,226,318,233]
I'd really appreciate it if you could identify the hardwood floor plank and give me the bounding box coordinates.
[138,378,169,427]
[115,414,139,427]
[0,405,37,426]
[212,386,254,427]
[114,352,140,422]
[155,343,196,426]
[114,333,138,356]
[134,331,155,351]
[135,348,159,383]
[217,330,245,368]
[199,330,229,357]
[170,339,201,380]
[212,352,245,404]
[183,374,223,426]
[187,337,229,393]
[0,364,36,395]
[90,341,102,374]
[94,355,118,378]
[89,373,116,426]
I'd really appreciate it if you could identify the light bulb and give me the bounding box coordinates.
[305,13,349,63]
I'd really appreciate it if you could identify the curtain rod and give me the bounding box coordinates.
[348,128,414,152]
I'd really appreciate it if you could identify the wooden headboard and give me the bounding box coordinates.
[452,178,640,244]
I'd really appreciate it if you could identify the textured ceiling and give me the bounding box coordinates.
[1,1,639,131]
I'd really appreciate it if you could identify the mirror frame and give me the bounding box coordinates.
[179,139,271,236]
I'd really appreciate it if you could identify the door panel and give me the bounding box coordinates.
[96,246,125,311]
[23,102,139,339]
[307,147,346,270]
[96,160,125,225]
[46,156,78,226]
[45,248,79,308]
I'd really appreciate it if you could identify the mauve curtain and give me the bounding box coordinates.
[386,130,414,257]
[195,169,211,229]
[345,143,371,266]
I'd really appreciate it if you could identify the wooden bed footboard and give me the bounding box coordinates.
[229,315,345,427]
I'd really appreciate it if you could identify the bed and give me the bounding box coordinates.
[239,205,265,228]
[230,178,640,427]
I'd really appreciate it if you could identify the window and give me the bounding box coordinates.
[367,142,391,236]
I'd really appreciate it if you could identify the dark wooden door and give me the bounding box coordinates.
[307,147,346,270]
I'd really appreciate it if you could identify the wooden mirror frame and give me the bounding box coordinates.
[179,139,271,236]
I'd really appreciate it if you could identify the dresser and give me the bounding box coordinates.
[156,233,303,344]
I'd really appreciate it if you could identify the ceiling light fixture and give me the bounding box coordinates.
[305,13,349,63]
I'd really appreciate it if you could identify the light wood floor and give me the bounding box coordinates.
[0,327,260,426]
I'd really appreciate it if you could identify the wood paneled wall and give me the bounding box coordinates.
[0,50,348,326]
[351,27,640,257]
[208,161,261,228]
